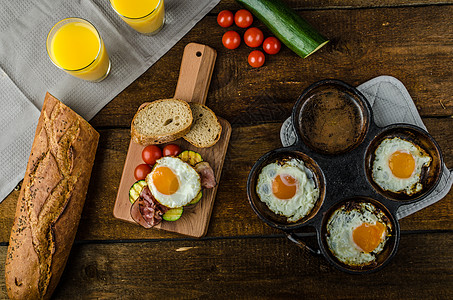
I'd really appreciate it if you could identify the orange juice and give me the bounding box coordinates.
[110,0,165,35]
[47,18,111,82]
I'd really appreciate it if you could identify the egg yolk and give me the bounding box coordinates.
[272,174,298,199]
[152,166,179,195]
[352,222,386,253]
[388,151,415,178]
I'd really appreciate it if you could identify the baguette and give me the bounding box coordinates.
[5,93,99,300]
[131,99,193,145]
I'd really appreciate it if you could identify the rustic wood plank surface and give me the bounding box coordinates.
[1,118,452,241]
[89,4,453,129]
[213,0,453,11]
[0,0,452,298]
[1,232,452,299]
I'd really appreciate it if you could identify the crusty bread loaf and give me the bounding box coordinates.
[183,102,222,148]
[5,92,99,300]
[131,99,193,145]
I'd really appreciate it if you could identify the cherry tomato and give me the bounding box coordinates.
[134,164,152,181]
[222,31,241,50]
[142,145,162,165]
[163,144,182,157]
[244,27,264,48]
[217,10,234,28]
[248,50,265,68]
[263,37,282,55]
[234,9,253,28]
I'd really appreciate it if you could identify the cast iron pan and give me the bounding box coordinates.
[247,79,444,273]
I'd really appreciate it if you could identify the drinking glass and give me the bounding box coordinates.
[109,0,165,35]
[46,18,111,82]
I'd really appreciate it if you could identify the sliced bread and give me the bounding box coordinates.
[183,102,222,148]
[131,99,193,145]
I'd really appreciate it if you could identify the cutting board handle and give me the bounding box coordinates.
[173,43,217,105]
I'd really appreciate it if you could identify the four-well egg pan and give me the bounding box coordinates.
[247,79,444,274]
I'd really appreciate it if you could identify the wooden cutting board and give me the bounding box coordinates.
[113,43,231,237]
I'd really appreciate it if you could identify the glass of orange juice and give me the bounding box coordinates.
[46,18,111,82]
[109,0,165,35]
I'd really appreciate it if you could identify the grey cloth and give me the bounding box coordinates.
[0,0,220,202]
[280,76,453,219]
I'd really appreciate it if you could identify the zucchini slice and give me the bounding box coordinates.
[188,191,202,205]
[129,180,147,204]
[162,207,184,221]
[178,150,203,166]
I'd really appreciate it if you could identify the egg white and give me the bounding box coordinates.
[146,156,201,208]
[256,158,319,222]
[326,202,391,266]
[372,137,431,195]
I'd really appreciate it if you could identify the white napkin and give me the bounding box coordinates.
[0,71,40,201]
[280,76,453,219]
[0,0,220,202]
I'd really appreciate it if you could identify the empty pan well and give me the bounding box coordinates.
[293,80,371,155]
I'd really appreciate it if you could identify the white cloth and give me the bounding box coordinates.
[280,76,453,219]
[0,0,220,202]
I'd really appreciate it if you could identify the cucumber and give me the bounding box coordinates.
[188,191,202,205]
[178,150,203,166]
[129,180,147,204]
[162,207,184,221]
[236,0,328,58]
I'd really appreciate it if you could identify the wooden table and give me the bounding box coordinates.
[1,0,452,298]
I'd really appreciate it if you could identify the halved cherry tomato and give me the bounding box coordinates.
[134,164,152,181]
[217,10,234,28]
[222,31,241,50]
[163,144,182,157]
[234,9,253,28]
[244,27,264,48]
[142,145,162,165]
[248,50,265,68]
[263,37,282,55]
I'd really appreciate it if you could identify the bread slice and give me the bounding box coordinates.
[183,102,222,148]
[131,99,193,145]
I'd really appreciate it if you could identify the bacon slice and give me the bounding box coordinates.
[141,187,170,215]
[130,198,152,229]
[194,161,216,189]
[130,186,169,228]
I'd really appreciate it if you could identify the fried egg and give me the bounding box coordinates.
[326,202,392,266]
[372,137,431,195]
[256,158,319,222]
[146,156,201,208]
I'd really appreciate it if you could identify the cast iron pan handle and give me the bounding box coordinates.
[285,232,321,255]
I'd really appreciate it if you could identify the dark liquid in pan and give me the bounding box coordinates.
[299,87,367,154]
